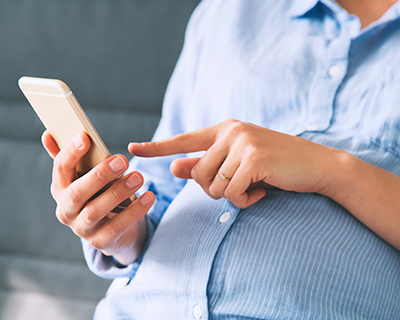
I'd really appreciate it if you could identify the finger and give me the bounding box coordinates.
[63,155,129,218]
[235,188,267,209]
[76,171,143,231]
[225,163,266,208]
[128,125,219,157]
[208,154,240,199]
[88,192,155,250]
[170,157,201,179]
[41,131,60,159]
[52,133,91,189]
[190,142,228,189]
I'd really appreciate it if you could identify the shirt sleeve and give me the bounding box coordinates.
[82,0,211,279]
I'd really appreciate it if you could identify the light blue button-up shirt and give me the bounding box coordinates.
[83,0,400,319]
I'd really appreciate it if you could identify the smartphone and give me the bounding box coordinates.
[18,76,134,213]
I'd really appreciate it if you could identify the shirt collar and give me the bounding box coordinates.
[287,0,346,18]
[377,1,400,24]
[287,0,320,18]
[289,0,400,21]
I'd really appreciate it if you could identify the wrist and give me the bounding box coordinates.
[103,216,148,267]
[318,148,358,203]
[315,147,400,250]
[106,246,140,267]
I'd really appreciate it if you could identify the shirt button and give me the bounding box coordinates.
[328,65,342,77]
[193,305,202,319]
[219,212,231,223]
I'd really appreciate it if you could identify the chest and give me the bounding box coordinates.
[183,11,400,156]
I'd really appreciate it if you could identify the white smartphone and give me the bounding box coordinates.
[18,76,134,213]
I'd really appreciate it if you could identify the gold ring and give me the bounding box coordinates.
[217,172,231,181]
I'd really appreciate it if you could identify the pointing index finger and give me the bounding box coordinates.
[128,125,218,157]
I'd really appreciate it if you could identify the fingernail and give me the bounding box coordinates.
[109,156,126,172]
[126,173,140,188]
[140,193,153,206]
[73,134,83,149]
[129,142,145,149]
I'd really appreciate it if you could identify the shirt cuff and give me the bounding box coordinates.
[81,213,159,279]
[81,239,141,279]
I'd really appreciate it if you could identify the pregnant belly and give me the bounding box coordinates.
[207,190,400,320]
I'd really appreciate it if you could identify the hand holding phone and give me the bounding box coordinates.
[19,76,153,265]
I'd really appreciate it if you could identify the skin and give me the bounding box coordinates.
[42,1,400,265]
[129,120,400,251]
[336,0,398,28]
[42,131,153,266]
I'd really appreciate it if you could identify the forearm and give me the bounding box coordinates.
[322,150,400,250]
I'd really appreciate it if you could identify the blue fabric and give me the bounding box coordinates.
[83,0,400,319]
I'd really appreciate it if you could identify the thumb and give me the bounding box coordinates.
[170,157,201,179]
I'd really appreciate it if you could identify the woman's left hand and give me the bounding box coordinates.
[128,119,341,208]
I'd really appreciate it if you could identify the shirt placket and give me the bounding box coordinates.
[306,15,360,132]
[187,199,240,320]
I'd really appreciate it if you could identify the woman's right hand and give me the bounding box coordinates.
[42,131,155,266]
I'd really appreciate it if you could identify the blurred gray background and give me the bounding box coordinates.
[0,0,199,319]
